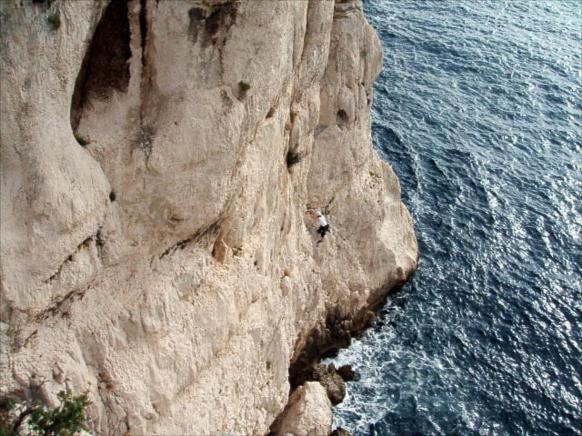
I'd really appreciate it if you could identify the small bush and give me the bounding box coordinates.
[29,391,90,435]
[47,13,60,30]
[238,81,251,92]
[0,390,90,436]
[286,149,305,169]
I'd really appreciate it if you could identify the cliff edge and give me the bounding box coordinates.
[0,0,418,433]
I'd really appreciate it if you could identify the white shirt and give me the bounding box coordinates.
[317,214,328,227]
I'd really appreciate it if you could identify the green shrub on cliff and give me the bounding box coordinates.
[47,13,60,31]
[0,391,90,436]
[238,80,251,92]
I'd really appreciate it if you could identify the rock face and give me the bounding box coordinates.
[271,382,332,436]
[0,0,418,434]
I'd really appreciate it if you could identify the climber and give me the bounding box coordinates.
[316,211,330,243]
[306,209,330,243]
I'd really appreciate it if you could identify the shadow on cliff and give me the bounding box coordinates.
[70,0,131,141]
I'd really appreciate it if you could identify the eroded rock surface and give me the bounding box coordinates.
[0,0,417,433]
[271,382,332,436]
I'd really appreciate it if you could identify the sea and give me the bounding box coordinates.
[330,0,582,434]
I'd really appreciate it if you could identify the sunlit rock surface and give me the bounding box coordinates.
[0,0,417,433]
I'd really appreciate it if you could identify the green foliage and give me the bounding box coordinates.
[0,391,90,436]
[238,80,251,92]
[28,391,90,436]
[47,13,60,30]
[0,399,16,436]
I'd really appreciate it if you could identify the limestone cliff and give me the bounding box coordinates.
[0,0,418,433]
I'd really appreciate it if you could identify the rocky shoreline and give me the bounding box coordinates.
[273,273,416,434]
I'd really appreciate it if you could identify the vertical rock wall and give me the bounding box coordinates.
[0,0,417,433]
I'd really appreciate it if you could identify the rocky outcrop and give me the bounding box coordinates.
[310,364,346,406]
[271,382,332,436]
[0,0,417,433]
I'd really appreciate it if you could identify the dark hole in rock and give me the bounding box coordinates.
[266,107,275,119]
[336,109,349,126]
[109,191,116,202]
[286,149,304,169]
[70,0,131,132]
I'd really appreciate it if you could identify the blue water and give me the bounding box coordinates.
[331,1,582,434]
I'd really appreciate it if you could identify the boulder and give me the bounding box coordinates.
[272,382,332,436]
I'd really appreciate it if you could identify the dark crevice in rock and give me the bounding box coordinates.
[139,0,148,71]
[36,283,92,322]
[95,229,105,259]
[43,228,104,284]
[286,148,305,170]
[137,0,160,164]
[45,254,74,283]
[158,221,221,260]
[138,0,150,101]
[187,7,205,44]
[70,0,131,133]
[19,330,38,348]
